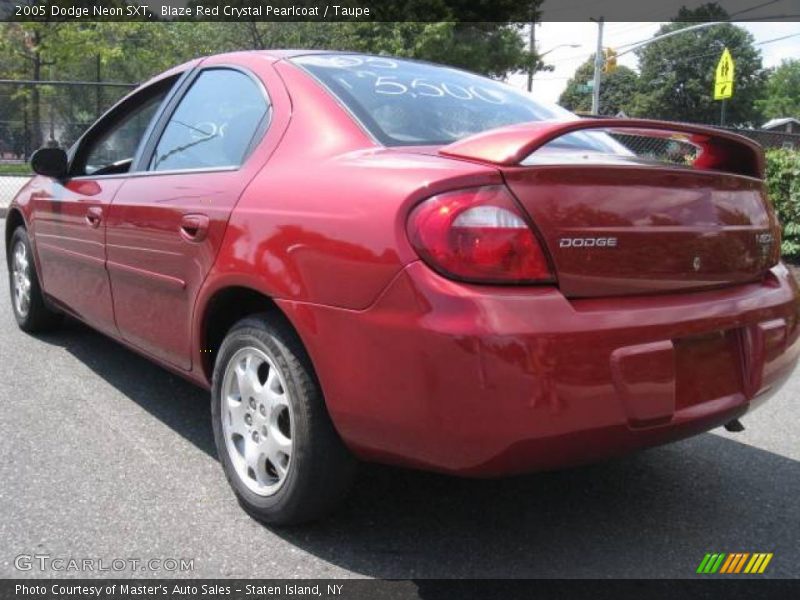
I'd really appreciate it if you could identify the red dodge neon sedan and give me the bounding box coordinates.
[6,51,800,524]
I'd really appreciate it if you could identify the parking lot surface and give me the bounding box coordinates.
[0,223,798,579]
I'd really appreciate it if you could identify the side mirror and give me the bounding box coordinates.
[30,147,68,179]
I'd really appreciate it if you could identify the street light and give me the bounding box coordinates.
[527,42,580,91]
[591,20,727,114]
[541,43,581,57]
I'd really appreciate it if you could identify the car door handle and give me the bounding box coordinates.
[85,206,103,229]
[179,214,210,243]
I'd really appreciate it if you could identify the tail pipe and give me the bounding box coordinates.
[724,419,746,433]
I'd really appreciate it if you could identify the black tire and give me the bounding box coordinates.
[7,226,62,333]
[211,314,356,525]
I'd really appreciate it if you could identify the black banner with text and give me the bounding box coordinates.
[4,579,800,600]
[1,0,798,22]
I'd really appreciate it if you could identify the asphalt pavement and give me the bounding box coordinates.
[0,221,798,579]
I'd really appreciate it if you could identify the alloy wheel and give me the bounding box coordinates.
[11,241,31,318]
[221,347,294,496]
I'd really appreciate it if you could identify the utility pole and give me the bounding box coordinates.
[527,19,536,92]
[591,16,604,115]
[584,20,728,115]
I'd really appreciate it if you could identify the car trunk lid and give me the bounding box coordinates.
[439,118,781,298]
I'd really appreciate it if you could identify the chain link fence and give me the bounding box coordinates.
[608,132,697,165]
[609,125,799,162]
[1,80,135,209]
[0,80,135,157]
[726,127,799,151]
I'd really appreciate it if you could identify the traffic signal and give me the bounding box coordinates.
[603,48,617,74]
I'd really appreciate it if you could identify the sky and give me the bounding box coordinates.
[506,21,800,108]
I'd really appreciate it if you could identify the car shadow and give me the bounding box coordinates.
[28,316,800,579]
[283,438,800,579]
[32,316,216,458]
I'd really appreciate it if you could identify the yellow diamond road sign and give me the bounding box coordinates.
[714,48,734,100]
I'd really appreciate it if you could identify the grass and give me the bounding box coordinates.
[0,163,32,176]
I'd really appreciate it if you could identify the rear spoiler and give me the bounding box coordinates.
[439,118,765,179]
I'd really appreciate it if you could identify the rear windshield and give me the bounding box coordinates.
[292,53,625,154]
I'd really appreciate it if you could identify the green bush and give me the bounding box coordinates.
[765,149,800,260]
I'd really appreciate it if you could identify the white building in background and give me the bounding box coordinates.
[762,117,800,133]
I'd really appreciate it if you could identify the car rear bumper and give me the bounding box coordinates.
[279,262,800,476]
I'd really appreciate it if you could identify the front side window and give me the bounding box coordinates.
[80,90,169,176]
[293,54,626,155]
[150,69,269,172]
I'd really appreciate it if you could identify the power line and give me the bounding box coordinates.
[730,0,782,17]
[617,12,798,51]
[627,31,800,64]
[616,23,723,50]
[604,22,661,35]
[532,31,800,85]
[541,0,615,16]
[530,76,574,81]
[753,31,800,45]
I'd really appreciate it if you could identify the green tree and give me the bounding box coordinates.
[183,21,537,79]
[756,59,800,121]
[628,3,765,125]
[559,56,639,115]
[765,149,800,258]
[0,22,64,148]
[0,18,544,152]
[0,21,198,149]
[0,91,26,158]
[352,22,534,78]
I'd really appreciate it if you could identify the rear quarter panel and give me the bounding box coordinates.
[201,60,501,311]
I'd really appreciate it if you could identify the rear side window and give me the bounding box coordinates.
[292,54,624,154]
[150,69,269,172]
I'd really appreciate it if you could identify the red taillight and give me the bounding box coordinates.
[407,185,553,284]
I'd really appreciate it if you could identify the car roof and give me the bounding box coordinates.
[246,49,458,64]
[258,49,338,59]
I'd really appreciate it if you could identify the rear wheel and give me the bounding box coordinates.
[211,314,356,525]
[7,227,61,332]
